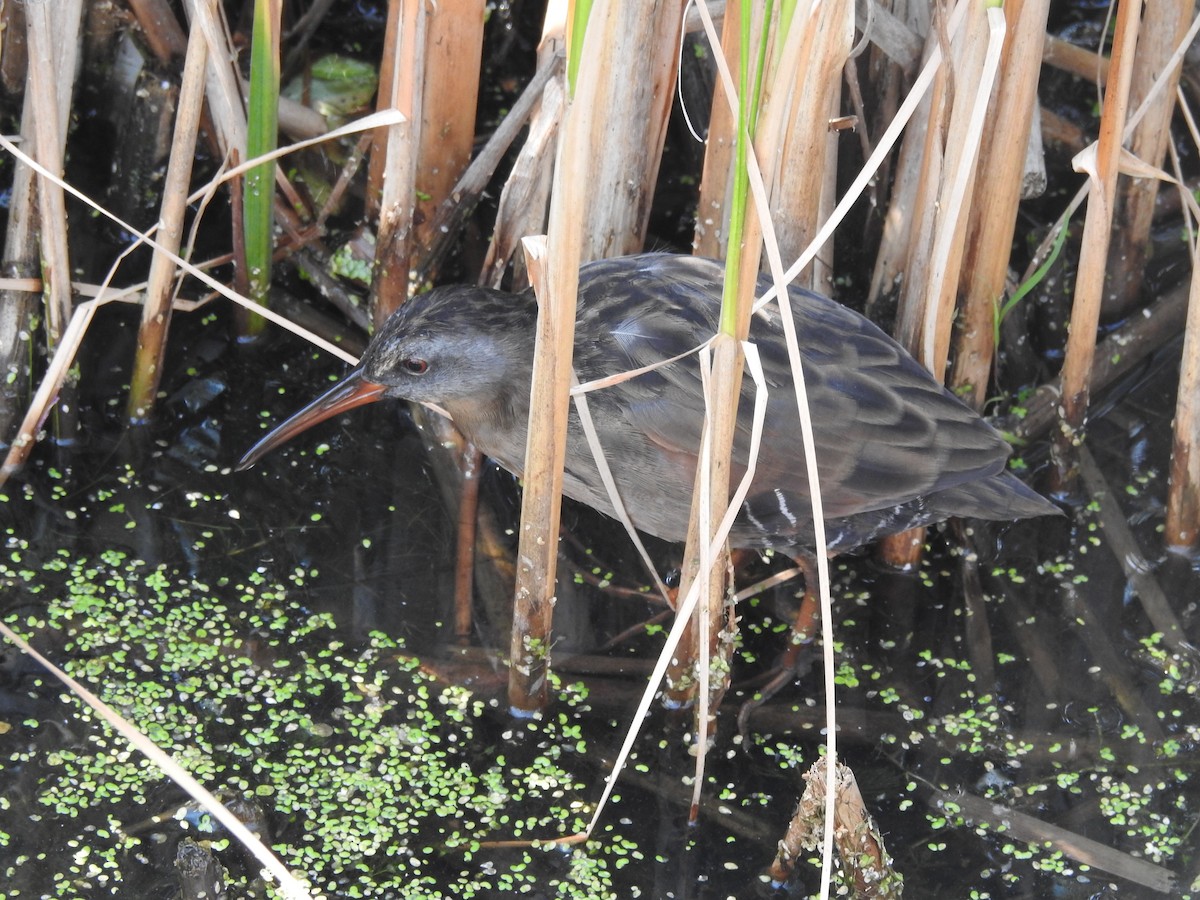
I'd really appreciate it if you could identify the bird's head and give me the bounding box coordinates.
[361,285,537,407]
[236,285,537,470]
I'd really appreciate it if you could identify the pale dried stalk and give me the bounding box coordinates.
[1053,0,1144,488]
[951,0,1052,410]
[692,1,742,258]
[508,0,689,711]
[1106,3,1194,320]
[23,0,83,347]
[127,19,209,422]
[573,0,685,258]
[370,0,424,322]
[184,0,246,160]
[921,3,1007,379]
[770,0,853,290]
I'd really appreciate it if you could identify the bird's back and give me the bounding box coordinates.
[558,255,1055,551]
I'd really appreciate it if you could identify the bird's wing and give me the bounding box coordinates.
[573,256,1013,520]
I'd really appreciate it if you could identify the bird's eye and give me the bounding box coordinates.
[401,358,429,375]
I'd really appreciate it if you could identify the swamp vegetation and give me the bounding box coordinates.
[0,0,1199,898]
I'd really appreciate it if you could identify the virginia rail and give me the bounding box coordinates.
[238,254,1058,550]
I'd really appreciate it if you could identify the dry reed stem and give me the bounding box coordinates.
[577,0,686,259]
[951,0,1052,410]
[24,0,83,348]
[370,0,424,322]
[509,231,576,714]
[923,3,1006,379]
[1106,3,1194,320]
[126,0,189,62]
[1166,239,1200,549]
[185,0,247,160]
[692,0,741,258]
[480,3,566,289]
[1052,0,1144,491]
[770,0,853,290]
[0,79,43,435]
[508,0,687,711]
[410,0,484,262]
[127,21,209,422]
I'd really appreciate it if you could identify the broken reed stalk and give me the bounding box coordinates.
[1051,0,1144,492]
[480,4,567,289]
[951,0,1052,410]
[508,231,577,714]
[767,757,902,898]
[1105,3,1193,321]
[127,20,209,423]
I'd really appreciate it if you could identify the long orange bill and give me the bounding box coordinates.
[236,370,387,470]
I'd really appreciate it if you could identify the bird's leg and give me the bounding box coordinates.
[878,525,926,570]
[452,444,484,644]
[737,551,822,739]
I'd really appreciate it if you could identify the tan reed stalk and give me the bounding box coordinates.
[769,0,853,290]
[693,0,744,259]
[369,0,424,322]
[1052,0,1144,491]
[1105,3,1193,320]
[1165,254,1200,548]
[184,0,247,163]
[409,0,485,279]
[507,0,688,711]
[23,0,84,349]
[127,21,209,422]
[1042,32,1110,83]
[0,69,48,437]
[951,0,1052,410]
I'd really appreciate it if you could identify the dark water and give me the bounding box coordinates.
[1,298,1197,899]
